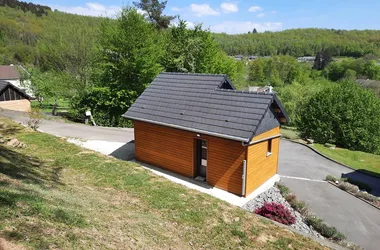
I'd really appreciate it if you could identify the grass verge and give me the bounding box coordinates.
[314,144,380,177]
[0,118,327,249]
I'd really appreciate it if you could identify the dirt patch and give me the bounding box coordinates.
[0,237,27,250]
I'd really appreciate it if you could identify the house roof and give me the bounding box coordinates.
[0,66,21,80]
[123,72,288,143]
[0,80,32,100]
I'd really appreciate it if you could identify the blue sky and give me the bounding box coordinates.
[35,0,380,34]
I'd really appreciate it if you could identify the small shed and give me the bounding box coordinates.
[0,81,33,112]
[123,73,289,197]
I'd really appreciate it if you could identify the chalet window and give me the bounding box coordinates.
[267,139,272,157]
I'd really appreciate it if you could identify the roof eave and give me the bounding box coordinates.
[273,94,290,123]
[122,114,250,143]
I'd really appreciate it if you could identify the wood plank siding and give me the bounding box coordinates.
[0,99,31,112]
[245,127,280,196]
[134,121,245,195]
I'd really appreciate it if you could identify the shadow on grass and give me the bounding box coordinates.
[0,145,63,187]
[110,140,135,161]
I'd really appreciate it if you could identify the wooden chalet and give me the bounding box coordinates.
[123,73,289,197]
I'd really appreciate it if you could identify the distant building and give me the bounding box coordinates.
[0,80,33,112]
[247,55,258,61]
[297,56,315,62]
[0,65,33,97]
[249,86,275,94]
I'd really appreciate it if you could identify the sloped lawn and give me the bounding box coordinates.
[0,118,326,249]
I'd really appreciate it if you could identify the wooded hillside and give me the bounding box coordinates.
[213,29,380,57]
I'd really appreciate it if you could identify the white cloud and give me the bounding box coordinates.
[220,3,238,13]
[211,21,282,34]
[257,13,265,18]
[190,3,220,17]
[172,20,196,29]
[50,2,121,17]
[248,5,263,13]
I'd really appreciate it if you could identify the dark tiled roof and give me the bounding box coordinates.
[0,80,32,99]
[123,72,288,142]
[0,81,9,92]
[0,66,20,80]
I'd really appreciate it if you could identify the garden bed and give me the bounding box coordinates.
[326,175,380,209]
[243,183,363,250]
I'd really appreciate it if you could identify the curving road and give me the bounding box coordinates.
[279,140,380,250]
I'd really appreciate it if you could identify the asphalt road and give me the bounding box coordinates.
[0,110,134,143]
[279,140,380,250]
[279,140,380,196]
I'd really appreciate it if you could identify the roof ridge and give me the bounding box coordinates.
[160,72,227,77]
[214,88,276,95]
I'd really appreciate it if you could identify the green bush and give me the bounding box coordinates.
[355,192,378,203]
[284,194,309,216]
[276,183,290,196]
[326,175,338,182]
[338,182,359,194]
[305,216,346,241]
[298,80,380,154]
[70,87,137,127]
[345,178,372,193]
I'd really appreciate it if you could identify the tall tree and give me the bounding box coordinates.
[162,19,237,80]
[252,28,258,34]
[313,49,333,70]
[72,7,163,127]
[133,0,175,29]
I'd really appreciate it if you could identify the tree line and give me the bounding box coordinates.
[214,29,380,57]
[0,0,50,16]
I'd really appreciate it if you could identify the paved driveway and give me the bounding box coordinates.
[279,140,380,196]
[279,140,380,250]
[0,110,134,143]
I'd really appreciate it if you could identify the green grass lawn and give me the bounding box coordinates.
[31,98,70,113]
[280,127,300,140]
[313,144,380,176]
[0,118,326,249]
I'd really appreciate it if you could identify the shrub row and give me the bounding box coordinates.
[326,175,372,193]
[326,175,379,207]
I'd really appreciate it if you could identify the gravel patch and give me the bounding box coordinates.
[243,186,322,238]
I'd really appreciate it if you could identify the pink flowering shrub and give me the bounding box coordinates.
[255,202,296,225]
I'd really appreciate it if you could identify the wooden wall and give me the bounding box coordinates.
[0,99,31,112]
[245,127,280,196]
[134,121,245,195]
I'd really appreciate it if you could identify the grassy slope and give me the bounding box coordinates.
[313,144,380,176]
[0,118,326,249]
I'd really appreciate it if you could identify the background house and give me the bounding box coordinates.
[0,80,33,111]
[0,65,34,97]
[124,73,288,197]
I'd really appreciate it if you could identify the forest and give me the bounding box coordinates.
[0,0,379,154]
[214,29,380,57]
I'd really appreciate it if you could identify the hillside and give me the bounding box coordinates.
[213,29,380,57]
[2,4,380,67]
[0,5,102,67]
[0,117,328,249]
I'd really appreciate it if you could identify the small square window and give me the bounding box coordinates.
[267,139,272,157]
